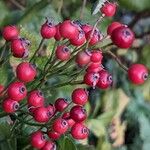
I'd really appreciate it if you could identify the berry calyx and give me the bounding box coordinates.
[2,25,19,41]
[72,88,88,105]
[62,112,75,127]
[97,70,113,89]
[100,2,117,17]
[55,45,71,61]
[30,131,46,149]
[55,98,69,112]
[40,19,56,39]
[2,98,19,113]
[71,123,89,140]
[84,72,99,87]
[27,90,45,108]
[111,26,135,49]
[7,81,27,101]
[128,64,148,85]
[16,62,37,83]
[70,105,87,122]
[52,118,69,134]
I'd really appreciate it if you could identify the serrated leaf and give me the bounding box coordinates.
[91,0,107,15]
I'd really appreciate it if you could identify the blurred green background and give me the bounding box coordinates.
[0,0,150,150]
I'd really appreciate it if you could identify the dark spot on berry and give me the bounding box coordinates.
[41,135,46,140]
[20,87,26,93]
[13,103,19,110]
[82,127,88,134]
[82,108,87,114]
[108,75,112,82]
[62,120,67,126]
[63,47,69,52]
[143,73,148,81]
[38,90,43,97]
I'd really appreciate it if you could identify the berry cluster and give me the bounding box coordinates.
[0,1,149,150]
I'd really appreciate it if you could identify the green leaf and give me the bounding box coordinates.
[119,0,150,12]
[77,144,95,150]
[91,0,107,15]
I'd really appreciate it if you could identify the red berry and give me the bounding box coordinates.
[41,141,56,150]
[91,50,103,63]
[107,22,122,36]
[40,20,56,39]
[71,123,89,140]
[2,25,19,41]
[86,29,103,46]
[16,62,37,83]
[59,20,79,39]
[81,24,93,34]
[0,84,4,96]
[62,112,75,128]
[75,50,91,66]
[11,38,29,58]
[33,107,50,123]
[31,131,46,149]
[2,98,19,113]
[111,26,135,49]
[97,70,112,89]
[86,62,103,73]
[46,104,55,118]
[84,72,99,87]
[7,81,27,101]
[54,23,62,41]
[100,2,117,17]
[55,98,68,112]
[27,90,44,108]
[52,118,69,134]
[70,105,87,122]
[55,45,71,61]
[72,88,88,105]
[47,130,61,140]
[128,64,148,85]
[70,30,86,46]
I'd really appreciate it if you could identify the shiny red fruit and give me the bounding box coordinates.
[2,98,19,113]
[72,88,88,105]
[55,98,68,112]
[11,38,29,58]
[27,90,44,108]
[55,45,71,61]
[52,118,69,134]
[71,123,89,140]
[86,62,103,73]
[86,29,103,46]
[31,131,46,149]
[59,20,79,39]
[2,25,19,41]
[111,26,135,49]
[107,22,122,35]
[70,105,87,122]
[41,141,56,150]
[46,104,55,118]
[84,72,99,87]
[75,50,91,66]
[16,62,37,83]
[100,2,117,17]
[7,81,27,101]
[81,24,93,34]
[33,107,50,123]
[97,70,112,89]
[40,21,56,39]
[47,130,61,140]
[54,23,62,41]
[62,112,75,128]
[70,30,86,46]
[128,64,148,85]
[91,50,103,63]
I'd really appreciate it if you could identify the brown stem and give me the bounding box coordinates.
[106,51,128,71]
[9,0,25,10]
[80,0,87,19]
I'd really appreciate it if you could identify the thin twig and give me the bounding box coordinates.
[80,0,87,19]
[106,51,128,71]
[9,0,25,11]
